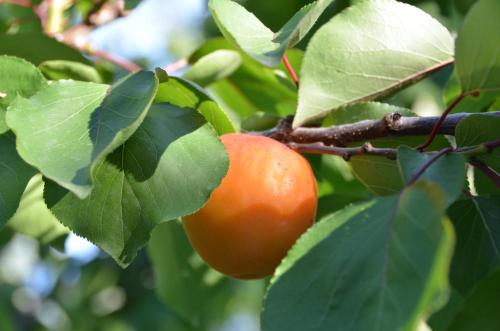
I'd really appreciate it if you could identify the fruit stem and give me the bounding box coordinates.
[416,92,466,151]
[282,54,299,88]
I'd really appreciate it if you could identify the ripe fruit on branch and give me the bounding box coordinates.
[183,133,317,279]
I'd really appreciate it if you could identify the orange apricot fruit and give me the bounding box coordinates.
[182,133,317,279]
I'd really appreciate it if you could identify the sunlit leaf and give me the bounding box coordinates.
[294,0,454,127]
[39,60,103,83]
[273,0,334,49]
[7,71,158,198]
[46,104,228,267]
[155,76,235,135]
[189,38,298,124]
[183,50,242,86]
[209,0,333,67]
[0,55,47,134]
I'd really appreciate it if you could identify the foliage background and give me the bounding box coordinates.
[0,0,492,330]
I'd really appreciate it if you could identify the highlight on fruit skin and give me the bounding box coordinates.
[182,133,318,280]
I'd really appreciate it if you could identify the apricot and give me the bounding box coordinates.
[182,133,317,279]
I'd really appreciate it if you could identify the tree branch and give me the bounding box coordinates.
[14,0,141,72]
[83,0,107,25]
[164,58,188,74]
[288,142,397,160]
[287,138,500,161]
[262,111,500,146]
[46,0,71,35]
[460,139,500,158]
[85,45,141,72]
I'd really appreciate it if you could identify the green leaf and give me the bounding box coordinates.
[208,0,333,67]
[448,268,500,331]
[262,182,454,331]
[240,112,281,131]
[39,60,103,83]
[456,114,500,149]
[325,102,413,196]
[0,55,47,134]
[443,70,499,114]
[273,0,334,50]
[455,0,500,93]
[155,76,235,135]
[325,101,415,125]
[0,132,36,227]
[0,33,89,65]
[189,38,298,123]
[182,50,242,86]
[294,0,454,127]
[350,130,453,196]
[448,196,500,296]
[316,193,365,220]
[7,174,68,243]
[209,0,276,66]
[427,287,464,331]
[46,104,229,267]
[317,154,368,198]
[398,146,466,206]
[0,4,42,34]
[7,71,158,198]
[148,220,233,327]
[350,155,404,195]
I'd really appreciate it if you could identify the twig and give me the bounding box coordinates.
[282,54,299,88]
[285,138,500,163]
[417,93,466,151]
[46,0,70,35]
[406,147,453,186]
[14,0,141,72]
[288,142,397,160]
[262,111,500,146]
[459,139,500,158]
[470,159,500,188]
[164,58,188,74]
[83,0,107,25]
[86,45,141,72]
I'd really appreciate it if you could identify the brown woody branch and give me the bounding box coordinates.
[286,139,500,162]
[288,142,398,160]
[83,0,108,25]
[262,111,500,147]
[12,0,141,72]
